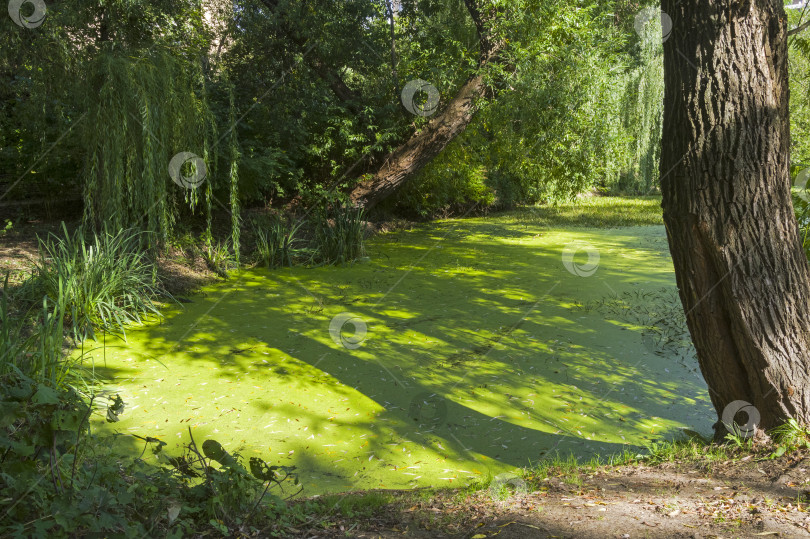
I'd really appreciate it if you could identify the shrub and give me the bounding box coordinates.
[1,271,299,537]
[392,142,495,218]
[0,383,298,537]
[1,275,92,390]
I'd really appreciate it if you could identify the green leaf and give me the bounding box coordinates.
[52,409,83,431]
[249,457,277,481]
[0,402,25,428]
[106,394,125,423]
[0,436,35,457]
[202,439,245,473]
[31,385,61,405]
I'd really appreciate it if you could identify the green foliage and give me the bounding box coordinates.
[21,224,162,341]
[1,0,669,228]
[394,145,494,218]
[200,236,239,279]
[0,220,301,537]
[790,8,810,167]
[2,281,298,536]
[769,418,810,459]
[249,206,367,268]
[722,428,754,450]
[792,179,810,262]
[252,215,306,268]
[1,278,84,390]
[0,382,298,537]
[227,82,242,264]
[312,206,367,265]
[81,49,216,244]
[391,1,656,215]
[150,428,300,531]
[605,8,664,194]
[0,0,243,246]
[0,373,95,534]
[481,7,631,205]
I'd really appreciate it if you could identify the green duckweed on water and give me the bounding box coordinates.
[85,204,713,495]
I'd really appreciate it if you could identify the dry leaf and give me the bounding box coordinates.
[167,501,181,524]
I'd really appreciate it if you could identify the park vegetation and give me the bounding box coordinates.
[4,0,810,536]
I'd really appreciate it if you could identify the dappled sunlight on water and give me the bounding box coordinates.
[84,212,712,495]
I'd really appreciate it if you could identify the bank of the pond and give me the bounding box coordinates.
[85,208,713,495]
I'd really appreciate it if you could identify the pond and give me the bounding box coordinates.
[86,210,713,495]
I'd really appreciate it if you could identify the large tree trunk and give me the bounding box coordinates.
[350,0,504,208]
[661,0,810,437]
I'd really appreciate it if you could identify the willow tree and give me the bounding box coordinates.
[0,0,242,251]
[82,51,217,244]
[622,8,664,194]
[660,0,810,436]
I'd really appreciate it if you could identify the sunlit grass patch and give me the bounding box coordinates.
[314,491,393,517]
[500,195,663,228]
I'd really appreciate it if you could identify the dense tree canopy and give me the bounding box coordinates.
[9,1,810,536]
[0,0,666,231]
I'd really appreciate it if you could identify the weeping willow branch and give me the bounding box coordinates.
[81,50,218,245]
[227,81,241,262]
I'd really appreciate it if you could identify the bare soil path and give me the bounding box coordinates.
[297,453,810,538]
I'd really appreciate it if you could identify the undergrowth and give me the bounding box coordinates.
[19,224,163,341]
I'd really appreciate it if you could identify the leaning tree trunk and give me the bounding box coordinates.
[661,0,810,437]
[350,73,492,207]
[350,0,504,208]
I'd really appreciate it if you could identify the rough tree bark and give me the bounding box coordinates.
[660,0,810,437]
[349,0,505,208]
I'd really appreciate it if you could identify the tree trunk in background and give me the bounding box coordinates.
[349,73,491,208]
[350,0,504,208]
[661,0,810,437]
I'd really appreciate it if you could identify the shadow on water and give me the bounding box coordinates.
[83,214,712,494]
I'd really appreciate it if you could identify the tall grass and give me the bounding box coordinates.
[312,206,366,266]
[21,223,162,341]
[252,216,305,268]
[201,237,238,278]
[0,275,36,376]
[0,276,88,389]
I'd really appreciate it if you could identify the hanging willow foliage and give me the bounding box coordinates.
[227,80,241,263]
[81,50,220,246]
[621,13,664,193]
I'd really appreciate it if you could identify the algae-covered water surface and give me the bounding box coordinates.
[86,208,713,494]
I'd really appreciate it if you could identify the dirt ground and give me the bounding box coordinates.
[0,218,217,294]
[296,452,810,538]
[0,219,62,282]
